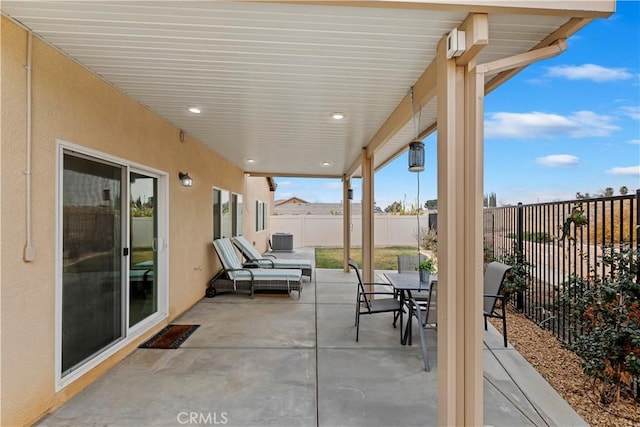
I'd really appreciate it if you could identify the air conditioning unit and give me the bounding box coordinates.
[271,233,293,251]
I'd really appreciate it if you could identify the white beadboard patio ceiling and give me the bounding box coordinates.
[1,1,610,178]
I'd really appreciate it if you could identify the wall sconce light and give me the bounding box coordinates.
[408,140,425,172]
[178,172,193,187]
[348,188,354,200]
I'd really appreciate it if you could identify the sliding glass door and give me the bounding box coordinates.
[129,172,158,327]
[60,148,166,380]
[61,153,124,375]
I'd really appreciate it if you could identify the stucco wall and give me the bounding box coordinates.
[244,176,275,253]
[1,18,246,425]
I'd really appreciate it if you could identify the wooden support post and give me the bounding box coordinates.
[437,18,486,425]
[462,61,485,425]
[343,176,352,272]
[361,149,374,283]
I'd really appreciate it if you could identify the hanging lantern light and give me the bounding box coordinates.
[408,140,425,172]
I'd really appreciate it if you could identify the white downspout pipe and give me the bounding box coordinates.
[24,31,35,262]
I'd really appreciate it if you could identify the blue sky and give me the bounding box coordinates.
[276,2,640,208]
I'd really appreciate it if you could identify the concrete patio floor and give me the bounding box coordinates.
[38,248,586,426]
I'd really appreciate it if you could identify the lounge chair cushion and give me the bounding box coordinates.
[213,238,302,282]
[232,236,312,275]
[232,268,301,282]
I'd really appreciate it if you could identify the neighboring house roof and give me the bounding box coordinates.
[275,197,309,206]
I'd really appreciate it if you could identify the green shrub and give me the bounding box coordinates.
[562,245,639,404]
[495,247,531,300]
[417,257,436,273]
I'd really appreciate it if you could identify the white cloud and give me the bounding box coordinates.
[276,180,296,188]
[485,111,620,139]
[619,105,640,120]
[606,165,640,176]
[536,154,579,167]
[546,64,633,82]
[323,182,343,190]
[629,139,640,145]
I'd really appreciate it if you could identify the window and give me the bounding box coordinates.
[221,191,230,238]
[232,194,243,236]
[213,189,221,239]
[214,188,242,239]
[256,200,267,232]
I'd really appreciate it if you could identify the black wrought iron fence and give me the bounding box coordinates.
[483,190,639,343]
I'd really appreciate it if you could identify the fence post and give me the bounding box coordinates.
[637,189,640,284]
[516,202,524,310]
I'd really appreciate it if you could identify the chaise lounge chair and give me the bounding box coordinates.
[232,235,313,278]
[207,238,302,299]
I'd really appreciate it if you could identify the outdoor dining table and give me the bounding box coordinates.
[383,272,437,345]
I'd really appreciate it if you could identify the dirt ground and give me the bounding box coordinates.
[490,309,640,426]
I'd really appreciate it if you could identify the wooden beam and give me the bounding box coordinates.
[260,1,614,18]
[361,149,374,283]
[455,13,489,66]
[418,122,438,141]
[366,13,486,173]
[436,28,486,426]
[248,172,341,179]
[476,39,566,75]
[343,176,352,272]
[375,121,437,173]
[436,34,463,425]
[365,61,437,156]
[345,151,363,178]
[462,58,485,427]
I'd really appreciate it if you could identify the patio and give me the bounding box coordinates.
[37,248,585,427]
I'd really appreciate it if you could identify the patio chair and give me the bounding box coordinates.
[483,261,513,347]
[231,235,313,278]
[397,254,424,273]
[397,254,432,300]
[207,238,302,299]
[405,291,436,372]
[349,260,402,342]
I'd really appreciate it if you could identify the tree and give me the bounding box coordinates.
[603,187,614,197]
[619,186,628,195]
[424,199,437,209]
[384,201,404,214]
[484,192,497,207]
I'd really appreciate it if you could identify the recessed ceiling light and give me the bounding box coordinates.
[330,112,345,120]
[188,107,202,114]
[246,159,256,163]
[322,161,331,166]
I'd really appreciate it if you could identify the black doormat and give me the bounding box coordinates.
[139,324,200,349]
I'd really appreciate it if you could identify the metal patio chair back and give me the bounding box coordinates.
[348,260,402,342]
[483,261,512,347]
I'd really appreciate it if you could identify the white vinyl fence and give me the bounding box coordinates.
[269,215,427,248]
[132,217,154,248]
